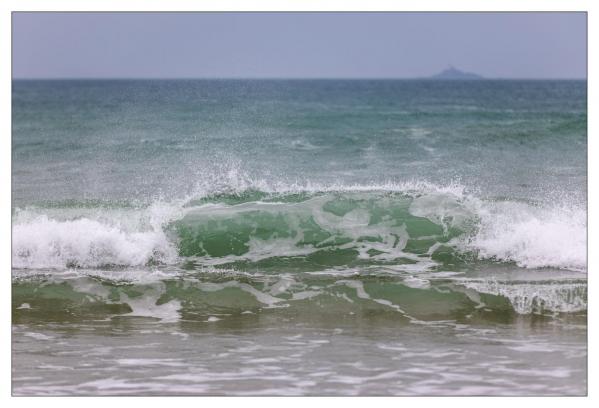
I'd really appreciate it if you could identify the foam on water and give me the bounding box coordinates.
[465,201,586,271]
[12,215,178,269]
[12,201,184,269]
[459,279,587,314]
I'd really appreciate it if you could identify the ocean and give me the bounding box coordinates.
[11,79,587,395]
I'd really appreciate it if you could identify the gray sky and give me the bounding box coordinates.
[12,12,587,79]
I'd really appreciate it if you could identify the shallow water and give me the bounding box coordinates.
[12,313,587,396]
[12,79,587,395]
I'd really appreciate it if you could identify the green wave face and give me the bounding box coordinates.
[172,192,473,272]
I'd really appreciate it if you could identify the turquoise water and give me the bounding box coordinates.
[12,80,587,395]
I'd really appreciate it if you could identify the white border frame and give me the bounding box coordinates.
[1,1,594,406]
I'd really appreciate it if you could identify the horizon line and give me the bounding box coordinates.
[11,76,588,81]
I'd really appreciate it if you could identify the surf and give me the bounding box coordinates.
[11,182,587,273]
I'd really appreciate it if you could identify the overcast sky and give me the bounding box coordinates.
[12,12,587,79]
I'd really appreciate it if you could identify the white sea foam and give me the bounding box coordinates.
[466,201,587,271]
[459,279,587,314]
[121,291,181,322]
[406,185,586,271]
[12,203,182,269]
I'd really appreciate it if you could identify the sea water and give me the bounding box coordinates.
[12,79,587,395]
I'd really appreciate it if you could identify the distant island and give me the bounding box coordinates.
[428,66,483,80]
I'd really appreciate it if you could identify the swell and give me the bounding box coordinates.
[11,183,587,272]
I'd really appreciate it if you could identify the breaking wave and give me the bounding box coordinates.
[11,181,586,273]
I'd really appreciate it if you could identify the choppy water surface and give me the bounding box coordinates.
[12,80,587,395]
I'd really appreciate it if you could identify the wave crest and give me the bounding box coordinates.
[12,215,178,269]
[11,183,587,272]
[465,202,586,271]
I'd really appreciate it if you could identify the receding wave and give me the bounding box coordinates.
[12,182,586,273]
